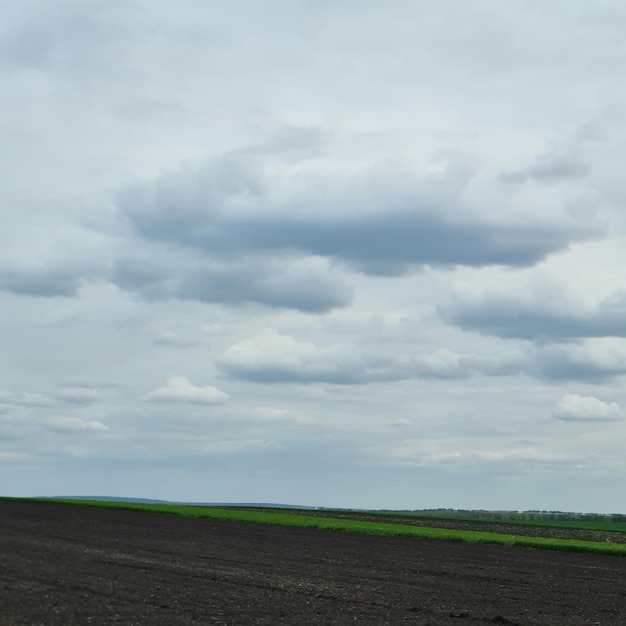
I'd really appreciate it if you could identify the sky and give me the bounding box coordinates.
[2,0,626,512]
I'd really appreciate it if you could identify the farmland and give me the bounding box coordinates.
[31,498,626,556]
[2,499,626,624]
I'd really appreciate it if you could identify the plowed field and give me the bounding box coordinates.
[2,500,626,625]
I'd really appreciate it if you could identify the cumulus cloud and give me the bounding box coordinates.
[111,249,350,313]
[405,348,523,380]
[552,394,623,422]
[143,377,229,405]
[0,137,602,312]
[218,330,368,384]
[218,330,524,384]
[42,417,109,433]
[441,287,626,342]
[116,152,597,282]
[530,339,626,382]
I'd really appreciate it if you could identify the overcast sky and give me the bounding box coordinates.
[3,0,626,512]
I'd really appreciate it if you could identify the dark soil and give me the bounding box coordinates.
[2,500,626,625]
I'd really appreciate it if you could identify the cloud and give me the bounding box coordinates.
[111,249,351,313]
[499,150,590,184]
[218,330,524,384]
[218,330,368,384]
[187,438,279,456]
[0,390,52,407]
[0,133,602,311]
[552,394,623,422]
[0,1,121,74]
[0,452,27,463]
[404,349,523,380]
[0,221,110,299]
[55,386,102,404]
[117,152,598,281]
[0,266,84,298]
[42,417,109,433]
[143,377,229,405]
[441,287,626,342]
[384,438,583,467]
[153,332,197,348]
[420,449,580,466]
[530,340,626,382]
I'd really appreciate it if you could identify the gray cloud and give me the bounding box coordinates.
[0,266,83,298]
[529,340,626,382]
[111,249,350,313]
[55,386,102,405]
[219,330,626,386]
[499,151,590,184]
[0,0,137,87]
[0,390,52,407]
[441,290,626,342]
[118,154,598,278]
[153,332,197,349]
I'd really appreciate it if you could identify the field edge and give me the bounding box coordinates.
[11,497,626,558]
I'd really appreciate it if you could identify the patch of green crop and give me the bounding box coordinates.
[24,498,626,557]
[358,509,626,534]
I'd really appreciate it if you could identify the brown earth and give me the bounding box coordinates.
[2,500,626,625]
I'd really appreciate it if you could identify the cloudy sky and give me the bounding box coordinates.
[3,0,626,512]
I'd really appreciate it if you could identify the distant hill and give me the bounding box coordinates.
[48,496,316,509]
[50,496,176,505]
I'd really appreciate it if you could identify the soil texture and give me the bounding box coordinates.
[2,499,626,625]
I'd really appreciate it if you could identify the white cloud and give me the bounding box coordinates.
[42,417,109,434]
[218,329,524,384]
[0,391,52,407]
[383,437,586,467]
[421,449,581,466]
[552,394,624,422]
[218,329,366,384]
[143,377,229,405]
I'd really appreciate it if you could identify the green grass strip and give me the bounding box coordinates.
[25,498,626,557]
[366,510,626,534]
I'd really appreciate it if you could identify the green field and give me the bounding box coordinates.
[23,498,626,557]
[361,509,626,534]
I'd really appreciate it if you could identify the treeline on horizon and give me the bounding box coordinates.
[390,509,626,522]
